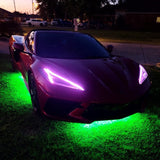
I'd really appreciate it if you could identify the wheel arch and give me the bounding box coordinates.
[27,69,33,84]
[27,69,42,114]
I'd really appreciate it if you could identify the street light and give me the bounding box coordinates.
[13,0,16,12]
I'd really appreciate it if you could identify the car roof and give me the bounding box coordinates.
[35,29,83,35]
[31,29,87,36]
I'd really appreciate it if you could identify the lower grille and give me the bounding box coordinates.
[82,99,144,121]
[43,90,149,122]
[44,98,81,116]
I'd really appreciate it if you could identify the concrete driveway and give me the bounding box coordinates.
[0,37,9,54]
[0,37,160,66]
[102,42,160,66]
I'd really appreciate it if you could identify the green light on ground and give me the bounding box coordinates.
[83,115,130,128]
[0,72,32,111]
[64,113,157,147]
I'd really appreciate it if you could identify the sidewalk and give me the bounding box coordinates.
[0,37,160,66]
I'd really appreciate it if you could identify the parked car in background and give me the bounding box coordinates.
[51,19,62,26]
[26,19,47,26]
[51,19,72,27]
[62,20,72,27]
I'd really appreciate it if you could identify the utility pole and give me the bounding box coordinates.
[13,0,16,12]
[32,0,34,14]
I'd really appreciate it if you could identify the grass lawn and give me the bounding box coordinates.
[0,53,160,159]
[21,25,160,45]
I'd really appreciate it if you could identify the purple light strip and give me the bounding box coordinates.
[44,68,84,91]
[138,65,148,85]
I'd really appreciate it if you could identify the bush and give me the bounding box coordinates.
[0,21,23,37]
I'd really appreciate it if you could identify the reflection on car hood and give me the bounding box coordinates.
[36,56,141,103]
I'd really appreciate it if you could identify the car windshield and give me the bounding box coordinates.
[35,31,110,59]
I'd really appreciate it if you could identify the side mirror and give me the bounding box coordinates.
[13,42,24,52]
[106,45,113,54]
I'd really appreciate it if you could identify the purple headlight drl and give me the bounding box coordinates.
[138,65,148,85]
[44,68,84,91]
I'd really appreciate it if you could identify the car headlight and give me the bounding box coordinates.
[44,68,84,91]
[138,65,148,85]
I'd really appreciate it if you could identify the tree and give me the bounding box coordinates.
[36,0,122,20]
[57,0,81,19]
[36,0,58,20]
[123,0,160,12]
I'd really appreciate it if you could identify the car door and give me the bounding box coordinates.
[19,31,35,80]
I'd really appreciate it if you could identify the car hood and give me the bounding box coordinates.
[33,56,149,103]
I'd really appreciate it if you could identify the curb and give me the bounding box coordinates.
[0,36,9,42]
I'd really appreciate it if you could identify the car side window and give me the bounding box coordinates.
[25,31,35,53]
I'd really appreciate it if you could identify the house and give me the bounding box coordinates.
[0,8,14,21]
[0,8,40,23]
[115,0,160,30]
[115,10,160,30]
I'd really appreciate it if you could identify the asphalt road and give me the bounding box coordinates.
[0,37,160,66]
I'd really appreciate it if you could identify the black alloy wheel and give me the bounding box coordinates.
[28,73,41,115]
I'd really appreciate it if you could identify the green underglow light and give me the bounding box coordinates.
[64,113,154,146]
[83,115,131,128]
[0,72,32,111]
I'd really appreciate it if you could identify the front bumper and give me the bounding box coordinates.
[35,74,150,123]
[41,90,149,123]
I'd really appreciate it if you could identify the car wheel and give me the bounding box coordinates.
[40,23,43,26]
[28,23,31,26]
[28,73,41,115]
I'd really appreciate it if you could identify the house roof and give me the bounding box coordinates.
[0,8,40,20]
[0,8,13,18]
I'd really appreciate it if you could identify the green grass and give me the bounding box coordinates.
[22,26,160,45]
[0,54,160,159]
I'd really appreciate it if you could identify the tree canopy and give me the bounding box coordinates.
[36,0,118,20]
[123,0,160,12]
[36,0,160,20]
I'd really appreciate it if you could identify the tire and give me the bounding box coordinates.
[28,23,31,26]
[40,23,43,26]
[28,73,41,115]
